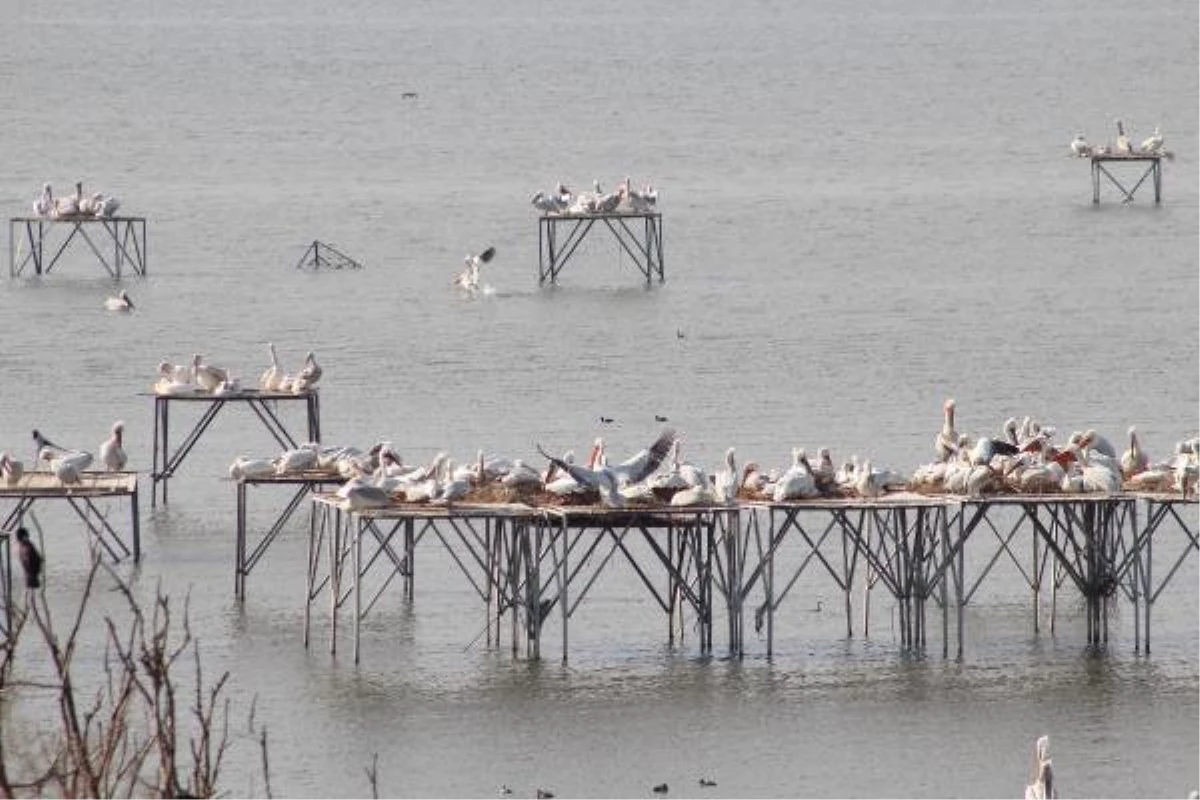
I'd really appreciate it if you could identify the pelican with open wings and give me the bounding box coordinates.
[537,428,676,507]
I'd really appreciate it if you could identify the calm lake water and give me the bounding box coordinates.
[0,0,1197,796]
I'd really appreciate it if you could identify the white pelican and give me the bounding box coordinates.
[32,184,53,216]
[454,246,495,292]
[773,448,819,501]
[670,471,716,506]
[291,351,322,393]
[39,446,93,484]
[935,399,958,462]
[1023,735,1057,800]
[1120,426,1149,479]
[52,182,82,218]
[538,429,676,508]
[259,342,287,391]
[855,459,885,499]
[343,482,393,511]
[275,443,319,475]
[434,459,471,503]
[158,360,191,384]
[213,374,242,395]
[191,353,229,393]
[1126,466,1173,493]
[80,192,104,216]
[0,452,24,485]
[229,456,276,480]
[103,289,135,312]
[1140,126,1163,154]
[812,447,836,493]
[1069,134,1091,157]
[99,421,127,471]
[1078,429,1116,458]
[593,189,623,214]
[713,447,738,504]
[500,459,543,488]
[531,191,567,215]
[1115,119,1132,154]
[97,194,121,217]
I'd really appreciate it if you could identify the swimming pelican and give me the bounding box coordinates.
[454,246,496,292]
[259,342,287,391]
[1023,735,1057,799]
[103,289,135,312]
[291,351,322,393]
[1115,119,1132,154]
[32,183,53,216]
[99,421,127,471]
[538,429,676,508]
[1140,126,1163,154]
[1069,134,1091,157]
[191,353,229,393]
[0,452,25,485]
[935,399,958,462]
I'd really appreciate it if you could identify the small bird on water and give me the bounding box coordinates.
[536,789,555,799]
[599,416,614,424]
[652,783,669,794]
[699,778,718,788]
[655,415,668,423]
[16,526,43,590]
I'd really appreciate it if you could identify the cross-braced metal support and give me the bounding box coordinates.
[538,213,664,285]
[0,528,11,643]
[0,472,142,563]
[1090,155,1162,204]
[9,216,148,277]
[294,240,363,271]
[1127,495,1198,654]
[149,390,321,506]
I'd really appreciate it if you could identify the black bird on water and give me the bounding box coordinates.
[699,778,718,788]
[652,783,669,794]
[536,789,555,799]
[655,415,668,423]
[16,526,43,590]
[599,416,614,424]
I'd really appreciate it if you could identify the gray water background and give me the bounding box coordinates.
[0,0,1197,796]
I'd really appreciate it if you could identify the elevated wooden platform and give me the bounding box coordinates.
[538,211,664,285]
[9,215,148,277]
[0,471,141,562]
[147,388,321,506]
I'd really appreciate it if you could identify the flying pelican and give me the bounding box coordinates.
[454,246,496,292]
[1115,119,1132,154]
[103,289,135,312]
[99,421,127,471]
[191,353,229,393]
[16,527,43,590]
[259,342,287,391]
[1140,126,1163,154]
[0,452,24,485]
[1069,134,1091,157]
[291,351,322,393]
[538,429,676,508]
[32,183,53,216]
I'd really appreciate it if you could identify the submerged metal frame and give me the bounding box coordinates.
[537,212,664,285]
[149,390,321,506]
[9,216,148,277]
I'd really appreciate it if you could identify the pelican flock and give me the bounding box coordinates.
[153,344,323,396]
[1068,122,1171,159]
[30,180,121,219]
[530,177,659,216]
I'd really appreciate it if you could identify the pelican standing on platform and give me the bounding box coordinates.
[191,353,229,393]
[260,342,287,391]
[1069,134,1090,157]
[1140,126,1163,154]
[104,289,135,312]
[0,452,24,485]
[1115,119,1133,154]
[32,183,53,216]
[291,351,323,393]
[99,421,127,471]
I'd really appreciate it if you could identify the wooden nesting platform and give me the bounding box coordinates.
[147,388,321,506]
[1088,153,1164,204]
[9,215,148,277]
[538,211,663,285]
[0,470,141,562]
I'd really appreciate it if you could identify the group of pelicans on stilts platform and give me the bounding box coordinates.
[1,423,127,486]
[1068,118,1172,159]
[30,180,121,219]
[153,343,322,397]
[530,176,659,216]
[225,397,1198,511]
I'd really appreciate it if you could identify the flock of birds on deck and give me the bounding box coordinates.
[0,423,128,487]
[1069,119,1171,159]
[31,180,121,219]
[153,343,322,396]
[226,399,1198,512]
[530,177,659,216]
